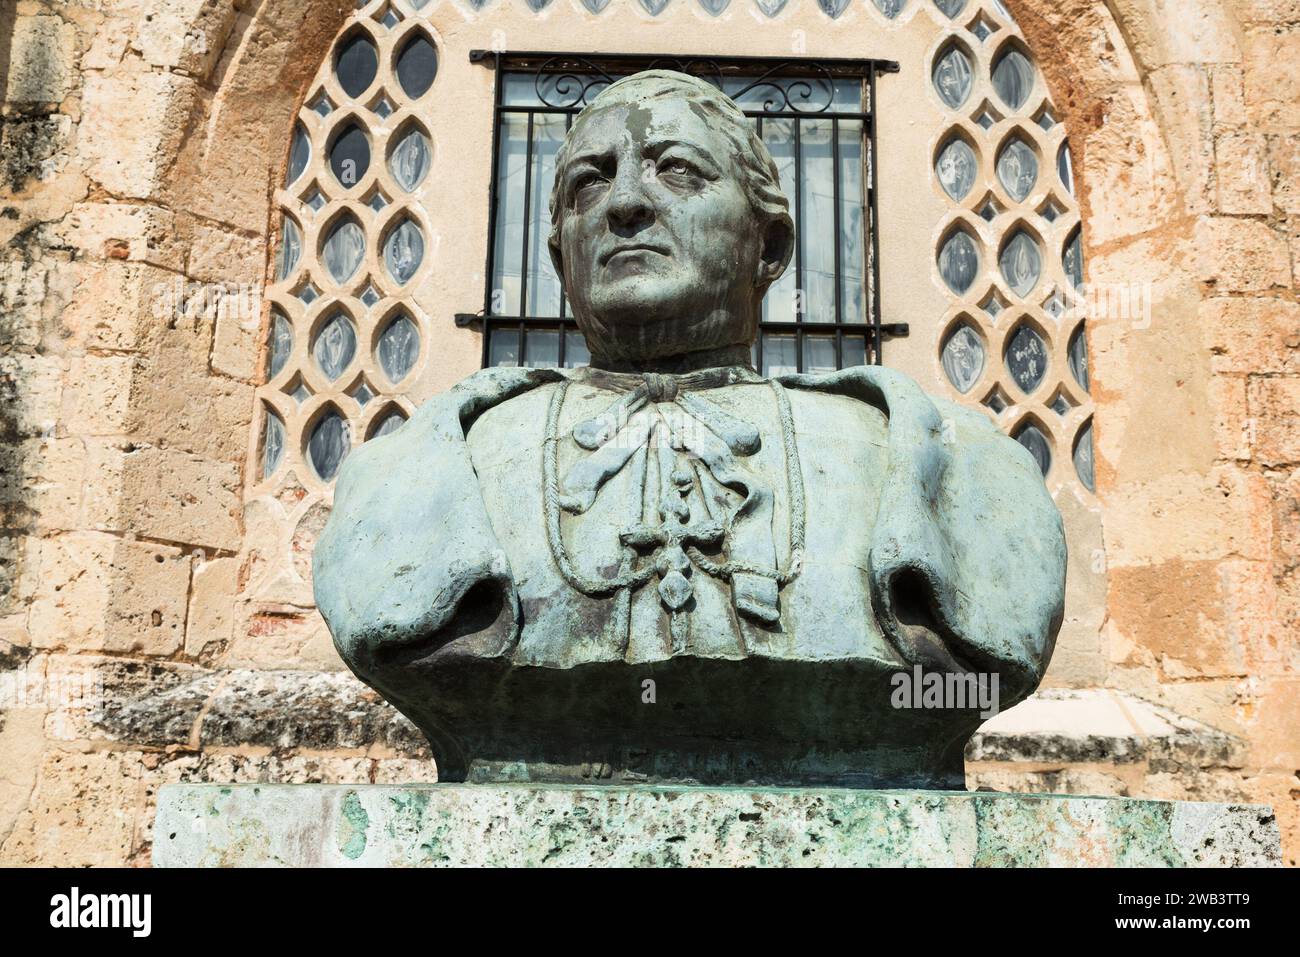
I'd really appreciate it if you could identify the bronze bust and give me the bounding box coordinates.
[313,71,1066,787]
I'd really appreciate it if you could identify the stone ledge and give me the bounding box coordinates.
[152,784,1281,867]
[3,659,1243,773]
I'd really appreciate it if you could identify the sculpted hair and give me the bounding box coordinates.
[546,69,793,278]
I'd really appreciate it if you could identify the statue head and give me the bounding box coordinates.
[547,70,794,369]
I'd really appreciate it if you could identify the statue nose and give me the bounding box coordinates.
[606,170,654,231]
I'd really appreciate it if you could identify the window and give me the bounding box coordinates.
[461,52,903,375]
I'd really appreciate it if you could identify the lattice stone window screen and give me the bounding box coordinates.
[259,6,439,491]
[258,0,1093,499]
[928,0,1094,492]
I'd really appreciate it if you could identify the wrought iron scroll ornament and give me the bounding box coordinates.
[532,57,838,114]
[534,57,617,109]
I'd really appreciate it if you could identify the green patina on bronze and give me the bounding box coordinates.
[311,71,1068,788]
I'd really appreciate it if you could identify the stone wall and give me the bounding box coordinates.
[0,0,1296,866]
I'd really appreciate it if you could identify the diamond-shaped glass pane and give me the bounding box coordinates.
[370,408,407,439]
[1064,228,1084,290]
[1000,229,1042,297]
[330,124,370,188]
[396,34,438,99]
[384,219,424,285]
[933,46,974,110]
[267,311,292,381]
[997,137,1038,202]
[938,230,979,295]
[1005,323,1048,394]
[992,49,1034,112]
[936,137,977,201]
[262,408,285,479]
[1014,421,1051,477]
[941,324,985,394]
[323,216,365,284]
[389,127,431,192]
[352,381,374,407]
[335,33,378,99]
[276,217,301,281]
[873,0,907,17]
[1068,323,1089,392]
[1074,419,1095,491]
[312,313,357,381]
[287,124,310,186]
[934,0,966,17]
[360,283,381,307]
[377,313,420,382]
[309,411,352,481]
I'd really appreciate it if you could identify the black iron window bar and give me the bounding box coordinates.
[456,50,908,371]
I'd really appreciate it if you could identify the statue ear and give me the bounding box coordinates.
[758,215,794,287]
[547,231,565,288]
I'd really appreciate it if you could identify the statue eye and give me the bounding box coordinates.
[661,159,691,176]
[572,171,605,195]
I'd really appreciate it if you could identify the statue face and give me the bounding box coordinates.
[553,96,771,363]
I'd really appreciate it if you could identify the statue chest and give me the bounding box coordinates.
[467,379,896,667]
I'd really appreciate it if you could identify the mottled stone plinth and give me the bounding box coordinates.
[153,784,1281,867]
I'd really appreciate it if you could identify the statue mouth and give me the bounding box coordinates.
[600,243,670,266]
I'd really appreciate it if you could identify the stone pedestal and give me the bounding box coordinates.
[152,784,1281,867]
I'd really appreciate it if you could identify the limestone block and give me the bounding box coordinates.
[57,202,183,270]
[134,0,238,79]
[1210,66,1248,129]
[1246,376,1300,466]
[80,69,199,200]
[0,352,63,439]
[184,556,237,658]
[968,689,1246,769]
[1201,296,1300,375]
[0,749,143,867]
[1208,373,1251,462]
[5,14,78,106]
[1103,468,1272,566]
[1268,134,1300,213]
[81,17,131,71]
[209,292,262,383]
[1114,0,1239,71]
[1215,131,1273,215]
[1247,676,1300,769]
[80,439,127,531]
[128,309,255,462]
[183,219,266,286]
[59,261,176,352]
[28,532,190,655]
[1107,559,1248,679]
[1146,65,1214,216]
[64,353,134,436]
[1243,26,1300,132]
[4,436,85,533]
[120,446,241,551]
[151,784,1282,867]
[1196,216,1292,292]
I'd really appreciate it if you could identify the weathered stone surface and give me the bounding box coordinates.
[152,784,1282,867]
